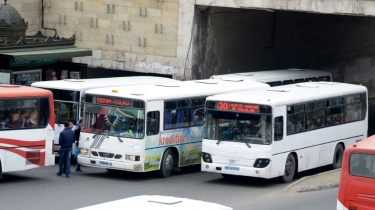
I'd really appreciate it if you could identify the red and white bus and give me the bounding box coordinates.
[337,136,375,210]
[0,85,55,179]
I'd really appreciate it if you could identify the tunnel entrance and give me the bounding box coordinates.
[192,6,375,135]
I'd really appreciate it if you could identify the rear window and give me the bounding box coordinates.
[349,153,375,178]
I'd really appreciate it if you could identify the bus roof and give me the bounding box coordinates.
[31,76,175,91]
[210,69,332,82]
[0,85,52,98]
[84,79,270,101]
[206,82,367,107]
[75,195,233,210]
[345,135,375,154]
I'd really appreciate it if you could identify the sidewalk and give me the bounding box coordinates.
[283,169,341,194]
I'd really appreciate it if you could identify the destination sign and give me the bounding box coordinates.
[217,102,260,113]
[96,97,131,107]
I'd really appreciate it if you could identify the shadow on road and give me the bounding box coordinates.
[0,174,41,184]
[203,165,335,188]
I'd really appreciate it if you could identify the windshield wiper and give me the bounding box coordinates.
[216,139,221,145]
[113,130,123,142]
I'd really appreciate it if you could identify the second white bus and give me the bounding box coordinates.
[202,82,367,182]
[210,69,332,86]
[31,76,175,153]
[77,79,270,178]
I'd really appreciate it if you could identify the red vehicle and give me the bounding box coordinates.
[0,85,55,179]
[337,136,375,210]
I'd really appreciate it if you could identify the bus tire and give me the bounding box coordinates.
[158,148,174,178]
[280,154,296,183]
[332,144,344,170]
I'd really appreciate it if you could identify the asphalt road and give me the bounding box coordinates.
[0,161,338,210]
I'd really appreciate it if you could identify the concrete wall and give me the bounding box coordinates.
[7,0,41,35]
[194,7,375,98]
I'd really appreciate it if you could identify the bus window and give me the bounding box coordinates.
[293,78,305,83]
[349,153,374,178]
[305,77,318,82]
[283,80,294,85]
[344,94,362,122]
[0,98,48,129]
[274,116,283,141]
[268,81,282,87]
[318,76,331,81]
[147,111,159,136]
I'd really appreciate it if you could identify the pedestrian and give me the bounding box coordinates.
[57,121,75,178]
[62,122,74,174]
[75,119,83,172]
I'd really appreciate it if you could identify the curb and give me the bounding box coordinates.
[283,169,341,193]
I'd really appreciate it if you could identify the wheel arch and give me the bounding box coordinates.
[159,146,180,169]
[290,151,298,173]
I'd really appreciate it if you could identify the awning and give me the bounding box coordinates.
[0,47,92,62]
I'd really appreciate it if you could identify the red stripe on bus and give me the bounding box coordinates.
[6,148,46,167]
[0,138,46,147]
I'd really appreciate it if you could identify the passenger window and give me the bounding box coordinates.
[305,101,325,130]
[350,153,374,178]
[274,116,283,141]
[38,98,50,127]
[268,81,282,87]
[147,111,159,136]
[294,78,305,83]
[325,98,343,126]
[287,105,305,134]
[283,80,294,85]
[0,98,41,130]
[344,94,362,122]
[305,77,318,82]
[318,76,331,81]
[164,98,206,129]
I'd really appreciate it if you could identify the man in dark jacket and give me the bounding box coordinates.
[57,121,75,178]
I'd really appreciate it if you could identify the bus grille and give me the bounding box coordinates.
[98,152,115,158]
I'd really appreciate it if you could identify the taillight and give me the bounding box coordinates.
[52,142,54,153]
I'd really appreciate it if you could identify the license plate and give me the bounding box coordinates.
[98,161,112,167]
[224,166,240,171]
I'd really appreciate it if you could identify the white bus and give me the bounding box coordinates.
[201,82,367,182]
[0,85,55,179]
[210,69,332,86]
[77,79,269,177]
[76,195,233,210]
[31,76,175,154]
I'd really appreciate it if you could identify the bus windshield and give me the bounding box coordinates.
[46,88,80,125]
[205,110,272,145]
[82,103,145,139]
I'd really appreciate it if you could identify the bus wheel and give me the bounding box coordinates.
[281,154,296,183]
[158,149,174,178]
[332,144,344,169]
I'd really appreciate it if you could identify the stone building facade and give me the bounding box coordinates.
[7,0,375,81]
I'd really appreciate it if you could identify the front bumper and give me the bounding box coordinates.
[201,162,272,178]
[78,156,144,172]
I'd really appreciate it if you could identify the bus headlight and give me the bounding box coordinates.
[202,152,212,163]
[125,154,140,161]
[79,148,89,155]
[253,158,270,168]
